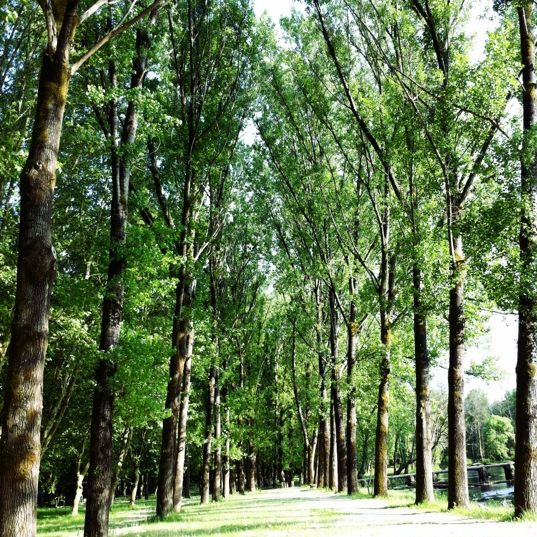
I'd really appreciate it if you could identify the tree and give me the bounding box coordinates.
[0,3,163,536]
[484,415,514,463]
[154,0,257,517]
[465,389,490,462]
[82,12,159,536]
[514,0,537,517]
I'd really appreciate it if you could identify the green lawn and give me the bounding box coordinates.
[37,487,535,537]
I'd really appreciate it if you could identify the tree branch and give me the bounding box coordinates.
[38,0,58,53]
[71,0,165,75]
[79,0,119,24]
[312,0,403,203]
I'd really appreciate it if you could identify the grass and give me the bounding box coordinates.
[36,487,536,537]
[37,492,322,537]
[362,488,536,523]
[37,499,155,536]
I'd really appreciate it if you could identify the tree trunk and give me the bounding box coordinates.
[157,274,195,517]
[173,355,192,511]
[374,347,390,497]
[329,403,337,490]
[85,28,149,537]
[413,265,434,504]
[236,459,245,494]
[109,427,132,505]
[230,468,236,494]
[359,429,370,479]
[246,448,256,492]
[515,3,537,517]
[213,374,222,501]
[373,188,393,498]
[183,452,191,499]
[332,381,346,492]
[223,406,231,498]
[130,463,141,507]
[201,366,216,504]
[447,231,469,509]
[290,321,314,485]
[315,282,330,488]
[157,50,198,510]
[318,413,330,488]
[73,461,90,516]
[374,248,393,498]
[143,472,149,500]
[309,431,318,486]
[346,285,358,494]
[329,287,347,493]
[0,9,78,536]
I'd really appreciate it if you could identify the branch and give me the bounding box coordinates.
[79,0,120,24]
[312,0,403,203]
[38,0,58,53]
[458,93,511,207]
[147,138,174,228]
[410,0,448,81]
[458,125,495,207]
[71,0,165,75]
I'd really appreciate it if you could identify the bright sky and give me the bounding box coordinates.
[253,0,296,21]
[252,0,517,403]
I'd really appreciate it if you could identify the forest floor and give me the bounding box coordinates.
[37,486,537,537]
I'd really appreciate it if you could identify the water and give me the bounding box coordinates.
[471,483,514,503]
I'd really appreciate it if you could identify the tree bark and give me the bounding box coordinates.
[212,373,222,501]
[359,429,370,479]
[374,346,390,497]
[413,265,434,504]
[246,447,256,492]
[374,242,393,497]
[183,451,191,499]
[84,360,116,537]
[329,287,347,493]
[291,321,315,485]
[515,3,537,517]
[346,282,358,494]
[447,231,469,509]
[200,366,216,504]
[329,402,337,490]
[73,460,90,517]
[0,6,78,536]
[157,273,195,517]
[314,282,330,488]
[85,26,150,537]
[236,459,245,494]
[129,465,141,507]
[173,355,192,510]
[109,427,132,505]
[222,403,231,497]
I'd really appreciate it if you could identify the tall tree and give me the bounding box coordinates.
[84,15,156,536]
[515,0,537,517]
[155,0,256,517]
[0,3,162,536]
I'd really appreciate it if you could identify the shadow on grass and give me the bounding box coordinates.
[123,520,325,537]
[38,508,74,520]
[38,504,153,535]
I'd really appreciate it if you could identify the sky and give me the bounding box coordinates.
[252,0,517,403]
[253,0,298,21]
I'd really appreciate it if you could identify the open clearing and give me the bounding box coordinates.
[38,487,537,537]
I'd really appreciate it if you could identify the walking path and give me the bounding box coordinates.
[115,487,537,537]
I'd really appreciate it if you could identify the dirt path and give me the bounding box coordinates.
[114,487,537,537]
[260,487,537,537]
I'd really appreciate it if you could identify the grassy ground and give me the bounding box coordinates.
[363,488,537,522]
[37,487,536,537]
[38,498,153,536]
